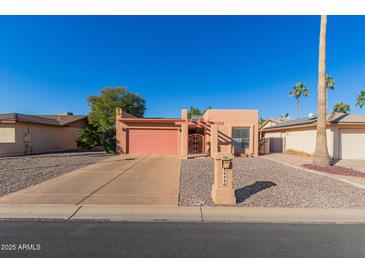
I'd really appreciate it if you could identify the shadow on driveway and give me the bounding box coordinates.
[235,181,277,204]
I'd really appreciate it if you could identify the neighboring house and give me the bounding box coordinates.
[116,108,259,157]
[261,112,365,160]
[0,112,87,157]
[259,117,290,130]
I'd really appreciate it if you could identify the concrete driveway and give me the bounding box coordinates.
[0,154,181,206]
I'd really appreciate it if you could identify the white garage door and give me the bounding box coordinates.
[340,129,365,160]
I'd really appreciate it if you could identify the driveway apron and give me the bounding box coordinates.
[0,154,181,206]
[80,154,181,205]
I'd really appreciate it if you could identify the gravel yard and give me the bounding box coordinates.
[179,157,365,208]
[0,151,111,197]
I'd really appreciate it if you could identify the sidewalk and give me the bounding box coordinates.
[262,153,365,190]
[2,204,365,224]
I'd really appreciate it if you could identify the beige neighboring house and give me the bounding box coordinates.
[0,112,87,157]
[261,112,365,160]
[259,117,289,130]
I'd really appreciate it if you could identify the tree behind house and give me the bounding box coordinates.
[289,82,309,117]
[356,90,365,108]
[333,102,350,113]
[187,106,202,119]
[325,75,335,113]
[259,116,265,126]
[187,105,213,119]
[77,87,146,153]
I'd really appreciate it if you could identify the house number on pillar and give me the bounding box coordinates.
[211,153,236,205]
[223,168,227,186]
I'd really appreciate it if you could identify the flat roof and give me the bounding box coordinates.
[0,113,87,126]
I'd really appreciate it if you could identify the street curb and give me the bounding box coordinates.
[0,204,80,220]
[1,205,365,224]
[72,205,202,222]
[262,156,365,190]
[201,207,365,224]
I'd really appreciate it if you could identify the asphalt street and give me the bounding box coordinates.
[1,220,365,257]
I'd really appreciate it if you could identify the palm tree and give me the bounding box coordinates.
[333,102,350,113]
[325,75,335,113]
[356,90,365,108]
[289,82,309,117]
[313,15,330,166]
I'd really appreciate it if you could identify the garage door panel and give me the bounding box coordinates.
[128,129,178,155]
[340,129,365,160]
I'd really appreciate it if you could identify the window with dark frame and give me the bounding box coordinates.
[232,127,250,149]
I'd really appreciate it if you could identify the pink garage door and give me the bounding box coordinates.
[128,128,179,154]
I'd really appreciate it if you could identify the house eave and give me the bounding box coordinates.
[118,118,184,124]
[261,121,365,132]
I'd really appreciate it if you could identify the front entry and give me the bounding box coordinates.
[188,134,204,155]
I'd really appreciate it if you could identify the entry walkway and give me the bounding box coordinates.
[0,154,181,206]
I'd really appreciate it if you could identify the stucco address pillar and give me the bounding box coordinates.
[211,153,236,205]
[210,124,218,157]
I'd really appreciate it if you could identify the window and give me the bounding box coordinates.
[0,127,15,143]
[232,127,250,149]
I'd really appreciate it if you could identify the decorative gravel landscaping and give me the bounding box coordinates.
[179,157,365,208]
[0,151,111,197]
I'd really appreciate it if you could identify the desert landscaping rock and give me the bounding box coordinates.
[303,164,365,178]
[179,157,365,208]
[0,151,111,197]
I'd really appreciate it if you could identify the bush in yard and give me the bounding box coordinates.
[77,87,146,153]
[76,123,101,149]
[101,128,116,153]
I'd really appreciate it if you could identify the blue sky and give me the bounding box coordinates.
[0,16,365,119]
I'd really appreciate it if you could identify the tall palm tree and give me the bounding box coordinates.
[325,75,335,113]
[289,82,309,117]
[356,90,365,108]
[313,15,330,166]
[333,102,350,113]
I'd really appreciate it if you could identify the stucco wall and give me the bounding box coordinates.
[202,109,259,156]
[0,122,83,156]
[284,129,334,157]
[263,131,283,138]
[263,127,337,158]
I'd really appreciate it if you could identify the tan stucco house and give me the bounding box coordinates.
[116,108,259,158]
[0,113,87,157]
[261,112,365,160]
